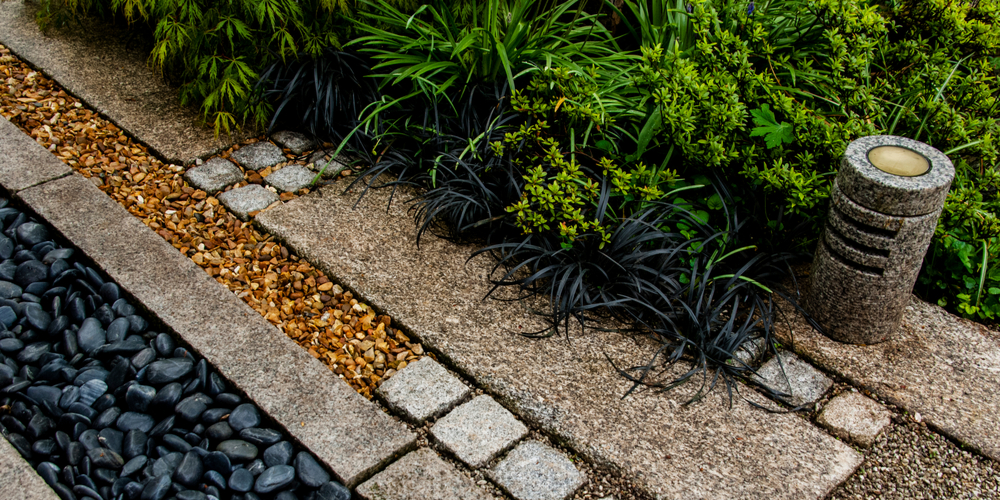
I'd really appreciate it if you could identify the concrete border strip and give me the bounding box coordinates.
[0,436,59,500]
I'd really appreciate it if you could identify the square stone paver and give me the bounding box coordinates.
[817,391,892,447]
[378,357,470,423]
[264,165,316,193]
[217,184,280,221]
[489,441,585,500]
[231,142,285,171]
[356,447,495,500]
[271,131,315,155]
[183,158,244,194]
[430,395,527,468]
[753,350,833,407]
[307,150,351,177]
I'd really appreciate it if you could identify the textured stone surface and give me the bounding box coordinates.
[754,351,832,407]
[356,448,495,500]
[306,151,351,177]
[255,179,862,499]
[217,185,281,221]
[0,116,71,193]
[776,294,1000,462]
[231,142,285,171]
[378,357,470,423]
[0,434,60,500]
[431,396,527,468]
[264,165,316,193]
[16,173,416,487]
[0,1,245,164]
[271,131,315,155]
[817,392,892,447]
[489,441,585,500]
[183,158,244,194]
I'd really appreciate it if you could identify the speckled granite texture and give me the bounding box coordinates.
[806,137,954,345]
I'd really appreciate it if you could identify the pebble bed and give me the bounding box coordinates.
[0,44,424,400]
[0,198,350,500]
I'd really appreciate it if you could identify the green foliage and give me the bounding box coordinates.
[749,104,794,149]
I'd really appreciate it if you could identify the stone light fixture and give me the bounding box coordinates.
[805,136,954,344]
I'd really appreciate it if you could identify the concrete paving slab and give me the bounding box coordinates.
[265,165,316,193]
[0,116,70,192]
[218,184,280,221]
[430,395,528,468]
[0,1,247,164]
[489,440,585,500]
[15,173,416,487]
[231,142,285,171]
[356,447,496,500]
[817,392,891,448]
[775,294,1000,462]
[272,131,315,155]
[0,434,59,500]
[255,181,863,500]
[753,350,833,407]
[183,158,244,194]
[378,357,471,423]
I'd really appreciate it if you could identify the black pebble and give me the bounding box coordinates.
[27,412,56,440]
[239,428,281,447]
[99,283,120,304]
[263,441,294,467]
[228,404,260,431]
[122,455,147,477]
[37,461,61,486]
[140,474,171,500]
[148,415,176,438]
[163,434,192,453]
[229,468,254,492]
[93,406,121,429]
[294,452,330,488]
[14,260,49,287]
[7,432,32,458]
[314,481,351,500]
[130,348,156,369]
[126,384,156,412]
[106,318,130,343]
[93,304,114,327]
[31,438,57,456]
[99,428,124,455]
[123,430,147,460]
[153,334,175,357]
[172,451,204,487]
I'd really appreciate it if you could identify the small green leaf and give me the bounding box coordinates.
[749,104,794,149]
[706,193,724,210]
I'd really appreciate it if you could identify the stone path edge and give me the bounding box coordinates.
[0,117,417,489]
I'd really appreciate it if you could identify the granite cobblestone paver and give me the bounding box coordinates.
[754,350,834,407]
[217,184,281,221]
[490,441,585,500]
[231,141,286,171]
[265,164,317,193]
[431,395,528,468]
[378,357,470,423]
[817,392,892,448]
[183,157,244,194]
[356,448,496,500]
[272,131,316,155]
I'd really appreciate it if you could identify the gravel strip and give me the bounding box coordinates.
[0,44,422,399]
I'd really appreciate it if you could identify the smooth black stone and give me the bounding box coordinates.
[2,379,30,393]
[88,447,125,469]
[152,452,183,477]
[153,334,175,357]
[116,412,155,433]
[148,415,176,438]
[276,492,298,500]
[2,210,25,233]
[193,360,207,391]
[173,451,203,487]
[229,468,254,493]
[75,474,97,491]
[0,306,15,329]
[37,461,61,486]
[203,469,226,490]
[93,406,121,429]
[96,336,147,357]
[111,299,134,318]
[27,412,56,440]
[60,464,75,485]
[106,357,136,392]
[54,430,72,451]
[0,337,23,352]
[92,394,115,412]
[43,248,74,264]
[294,452,330,488]
[148,382,182,414]
[143,358,194,385]
[76,318,106,355]
[19,292,40,304]
[99,428,124,455]
[203,451,231,473]
[313,481,350,500]
[73,484,102,500]
[254,464,295,494]
[71,422,87,441]
[83,267,104,289]
[176,491,207,500]
[49,263,70,286]
[205,421,233,442]
[15,222,48,246]
[182,376,200,395]
[0,262,15,283]
[50,482,76,500]
[67,297,86,324]
[216,440,257,462]
[32,438,57,456]
[0,363,13,386]
[59,386,81,409]
[60,330,79,358]
[14,250,38,264]
[25,281,49,297]
[14,260,48,287]
[140,475,172,500]
[92,467,118,484]
[246,459,266,476]
[39,398,64,418]
[99,283,120,304]
[124,481,143,500]
[172,347,190,359]
[130,348,156,369]
[175,395,208,423]
[0,280,22,300]
[123,430,147,460]
[94,306,114,329]
[0,236,11,261]
[7,432,32,458]
[126,315,147,334]
[241,493,262,500]
[163,434,192,453]
[59,412,91,432]
[77,379,107,407]
[17,341,49,364]
[126,384,156,412]
[66,442,84,465]
[25,307,52,332]
[79,429,102,451]
[66,403,97,420]
[263,442,293,467]
[238,428,281,447]
[112,477,131,498]
[73,367,109,386]
[228,404,259,432]
[185,431,201,446]
[45,315,69,338]
[122,455,148,477]
[105,318,129,344]
[204,374,225,398]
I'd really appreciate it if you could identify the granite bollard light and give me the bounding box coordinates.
[806,135,954,344]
